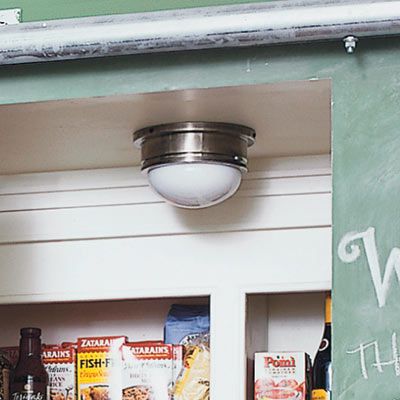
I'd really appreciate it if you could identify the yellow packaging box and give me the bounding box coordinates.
[77,336,126,400]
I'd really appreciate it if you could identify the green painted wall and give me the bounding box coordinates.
[0,42,341,105]
[0,0,273,22]
[332,41,400,398]
[0,38,395,106]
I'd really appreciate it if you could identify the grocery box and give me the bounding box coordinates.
[254,352,311,400]
[42,343,76,400]
[122,341,173,400]
[77,336,127,400]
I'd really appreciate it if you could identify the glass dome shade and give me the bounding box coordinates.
[147,162,242,209]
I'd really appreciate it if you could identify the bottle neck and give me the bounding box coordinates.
[323,322,331,334]
[19,337,42,359]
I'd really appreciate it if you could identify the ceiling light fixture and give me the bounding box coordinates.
[133,122,256,209]
[133,122,256,208]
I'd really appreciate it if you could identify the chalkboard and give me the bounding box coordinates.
[333,57,400,398]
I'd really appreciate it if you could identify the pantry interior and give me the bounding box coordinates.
[0,79,332,399]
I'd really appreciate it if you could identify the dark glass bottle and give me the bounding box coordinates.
[10,328,48,400]
[312,293,332,400]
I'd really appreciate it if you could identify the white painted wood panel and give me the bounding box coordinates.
[0,155,331,244]
[266,292,325,359]
[0,175,331,212]
[0,227,331,303]
[0,154,332,303]
[0,193,330,244]
[246,295,269,399]
[0,155,330,195]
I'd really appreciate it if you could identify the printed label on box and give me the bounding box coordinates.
[42,344,75,400]
[255,352,309,400]
[122,342,173,400]
[77,336,126,400]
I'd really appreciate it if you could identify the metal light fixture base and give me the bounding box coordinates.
[133,121,256,209]
[133,121,255,171]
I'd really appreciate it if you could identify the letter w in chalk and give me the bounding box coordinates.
[338,227,400,308]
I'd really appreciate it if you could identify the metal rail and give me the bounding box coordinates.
[0,0,400,65]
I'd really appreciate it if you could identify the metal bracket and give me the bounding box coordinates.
[343,35,359,54]
[0,8,21,26]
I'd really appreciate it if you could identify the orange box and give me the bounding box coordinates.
[42,344,76,400]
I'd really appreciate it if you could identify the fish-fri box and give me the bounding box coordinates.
[77,336,127,400]
[254,352,311,400]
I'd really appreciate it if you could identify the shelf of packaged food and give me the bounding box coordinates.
[246,292,326,399]
[0,297,211,400]
[0,291,329,400]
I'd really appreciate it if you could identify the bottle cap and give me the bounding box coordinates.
[20,327,41,337]
[325,293,332,324]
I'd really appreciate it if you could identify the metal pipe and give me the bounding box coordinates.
[0,0,400,65]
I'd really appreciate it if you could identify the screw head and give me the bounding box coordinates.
[343,35,358,54]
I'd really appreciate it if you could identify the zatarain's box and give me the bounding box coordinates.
[254,352,311,400]
[77,336,127,400]
[42,344,76,400]
[122,341,173,400]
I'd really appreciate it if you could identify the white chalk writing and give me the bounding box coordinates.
[347,333,400,380]
[338,227,400,308]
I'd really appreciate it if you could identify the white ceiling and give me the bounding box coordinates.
[0,80,331,175]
